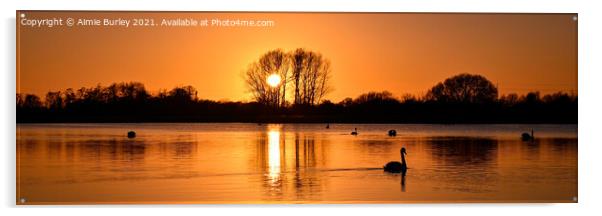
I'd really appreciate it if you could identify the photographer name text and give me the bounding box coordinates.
[20,16,275,28]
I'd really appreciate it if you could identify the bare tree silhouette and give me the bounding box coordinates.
[245,49,290,108]
[291,48,331,106]
[245,48,332,108]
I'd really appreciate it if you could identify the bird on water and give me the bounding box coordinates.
[384,147,407,173]
[388,129,397,136]
[127,131,136,139]
[351,128,358,135]
[521,129,534,141]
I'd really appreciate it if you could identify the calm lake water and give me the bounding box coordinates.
[16,123,577,204]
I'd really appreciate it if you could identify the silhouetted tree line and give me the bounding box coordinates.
[17,82,267,122]
[17,74,576,123]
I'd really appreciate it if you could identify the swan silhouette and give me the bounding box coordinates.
[351,128,358,135]
[384,147,407,173]
[521,129,534,141]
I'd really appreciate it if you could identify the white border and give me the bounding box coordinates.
[3,0,602,216]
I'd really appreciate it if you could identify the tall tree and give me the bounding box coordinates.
[291,49,306,105]
[289,48,331,106]
[245,49,290,108]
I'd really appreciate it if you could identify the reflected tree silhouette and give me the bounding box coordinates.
[425,137,499,193]
[356,139,397,155]
[427,137,499,166]
[254,125,325,199]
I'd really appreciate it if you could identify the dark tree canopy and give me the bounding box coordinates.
[426,73,498,104]
[17,94,42,110]
[353,91,398,105]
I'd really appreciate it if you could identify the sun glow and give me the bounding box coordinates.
[267,125,282,185]
[266,74,281,87]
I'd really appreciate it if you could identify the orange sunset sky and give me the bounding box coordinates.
[17,12,577,102]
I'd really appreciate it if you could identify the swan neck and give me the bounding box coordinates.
[401,153,406,165]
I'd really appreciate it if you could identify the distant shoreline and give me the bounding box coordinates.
[16,115,577,124]
[17,79,577,125]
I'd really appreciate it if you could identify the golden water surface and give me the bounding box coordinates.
[16,123,577,204]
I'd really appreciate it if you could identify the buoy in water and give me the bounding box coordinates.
[127,131,136,138]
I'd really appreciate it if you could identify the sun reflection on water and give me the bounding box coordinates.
[267,125,282,185]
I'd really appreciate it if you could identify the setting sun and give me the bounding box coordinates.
[266,74,281,87]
